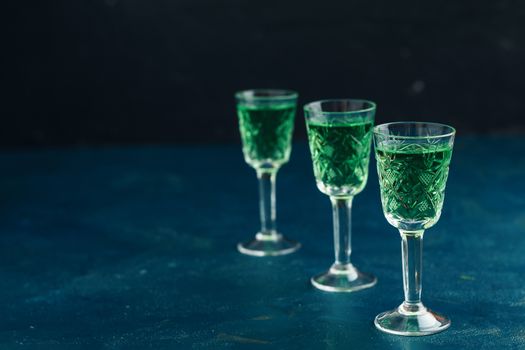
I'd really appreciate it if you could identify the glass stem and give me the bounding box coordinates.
[256,169,279,240]
[330,197,353,268]
[399,230,424,311]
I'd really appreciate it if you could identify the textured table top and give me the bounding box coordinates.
[0,137,524,349]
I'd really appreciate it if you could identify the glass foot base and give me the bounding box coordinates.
[237,233,301,257]
[374,302,451,336]
[310,263,377,292]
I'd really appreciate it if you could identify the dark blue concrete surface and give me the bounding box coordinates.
[0,137,524,348]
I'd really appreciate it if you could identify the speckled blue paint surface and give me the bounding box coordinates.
[0,137,524,349]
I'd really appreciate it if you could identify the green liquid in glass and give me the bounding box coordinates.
[376,143,453,226]
[238,103,296,168]
[306,121,373,194]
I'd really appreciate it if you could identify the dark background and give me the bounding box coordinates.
[5,0,525,148]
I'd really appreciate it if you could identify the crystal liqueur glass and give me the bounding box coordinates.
[304,99,377,292]
[373,122,455,336]
[236,89,301,256]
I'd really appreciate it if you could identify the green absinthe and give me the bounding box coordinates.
[238,103,296,168]
[376,143,453,228]
[306,120,373,195]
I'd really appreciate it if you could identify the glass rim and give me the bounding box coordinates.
[373,121,456,139]
[303,99,376,115]
[235,89,298,101]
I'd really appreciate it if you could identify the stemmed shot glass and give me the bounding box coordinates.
[304,99,377,292]
[236,89,301,256]
[373,122,455,336]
